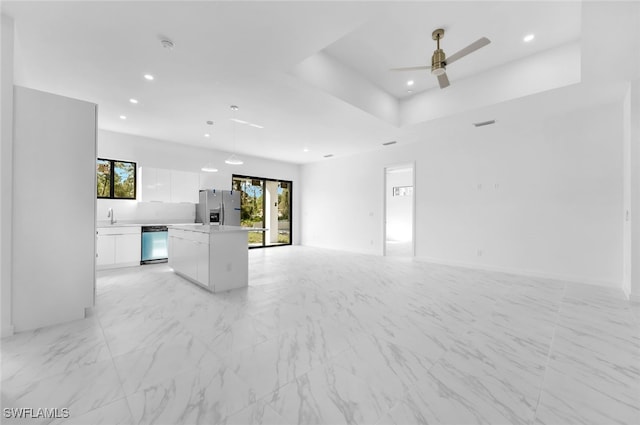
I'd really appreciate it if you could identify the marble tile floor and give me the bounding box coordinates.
[1,246,639,425]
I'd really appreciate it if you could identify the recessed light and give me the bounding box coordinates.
[144,74,154,81]
[323,154,334,158]
[303,148,309,152]
[382,141,397,146]
[249,124,264,129]
[204,133,210,138]
[206,120,214,125]
[523,34,535,42]
[201,166,218,173]
[119,115,127,120]
[407,80,414,86]
[129,98,138,104]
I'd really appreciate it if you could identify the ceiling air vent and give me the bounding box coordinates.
[382,141,397,146]
[473,120,496,127]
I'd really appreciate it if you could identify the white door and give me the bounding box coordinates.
[384,164,415,257]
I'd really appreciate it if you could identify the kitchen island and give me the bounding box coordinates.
[168,224,253,292]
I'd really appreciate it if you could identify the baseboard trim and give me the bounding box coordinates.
[417,256,619,288]
[1,324,15,338]
[96,262,141,271]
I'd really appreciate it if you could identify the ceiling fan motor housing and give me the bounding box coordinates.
[431,49,446,75]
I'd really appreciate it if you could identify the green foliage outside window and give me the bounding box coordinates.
[96,159,111,197]
[233,175,292,247]
[114,161,136,198]
[97,158,136,199]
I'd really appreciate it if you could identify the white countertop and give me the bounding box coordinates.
[169,224,267,234]
[96,220,196,228]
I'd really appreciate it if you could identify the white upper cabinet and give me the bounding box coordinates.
[141,167,171,202]
[141,167,198,203]
[171,170,199,203]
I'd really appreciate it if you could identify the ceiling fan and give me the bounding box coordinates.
[391,29,490,89]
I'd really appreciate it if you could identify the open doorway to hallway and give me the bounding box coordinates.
[384,164,415,257]
[232,175,292,248]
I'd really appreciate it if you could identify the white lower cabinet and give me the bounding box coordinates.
[96,233,115,266]
[97,227,141,269]
[195,241,209,284]
[115,233,141,264]
[168,229,210,288]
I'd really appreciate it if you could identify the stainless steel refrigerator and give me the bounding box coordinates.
[196,189,241,226]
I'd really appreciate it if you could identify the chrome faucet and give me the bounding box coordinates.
[107,208,116,224]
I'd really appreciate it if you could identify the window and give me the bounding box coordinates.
[232,175,292,248]
[97,158,136,199]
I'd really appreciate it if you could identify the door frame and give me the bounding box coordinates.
[232,174,293,249]
[382,162,416,257]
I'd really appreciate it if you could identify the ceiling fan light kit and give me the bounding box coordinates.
[431,29,447,76]
[392,28,491,90]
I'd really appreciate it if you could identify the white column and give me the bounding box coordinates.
[1,14,15,337]
[12,87,97,331]
[629,79,640,302]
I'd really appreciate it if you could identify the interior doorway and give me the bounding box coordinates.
[384,164,415,257]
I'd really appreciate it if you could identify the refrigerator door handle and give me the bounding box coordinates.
[221,202,225,225]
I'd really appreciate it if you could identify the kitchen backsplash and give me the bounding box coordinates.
[96,199,196,224]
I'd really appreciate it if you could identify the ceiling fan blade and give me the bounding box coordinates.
[390,66,430,72]
[446,37,490,65]
[437,73,450,89]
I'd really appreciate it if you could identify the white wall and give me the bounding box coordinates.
[1,14,15,336]
[98,130,301,244]
[301,101,624,287]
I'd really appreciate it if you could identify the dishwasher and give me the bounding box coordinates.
[141,226,168,264]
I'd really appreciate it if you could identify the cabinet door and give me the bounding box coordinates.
[168,236,174,268]
[156,169,171,202]
[140,167,158,202]
[115,233,141,264]
[96,235,115,266]
[141,167,171,202]
[185,240,198,281]
[195,242,209,286]
[171,170,199,203]
[172,237,186,273]
[173,237,197,280]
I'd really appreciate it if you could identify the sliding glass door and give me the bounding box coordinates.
[232,175,292,248]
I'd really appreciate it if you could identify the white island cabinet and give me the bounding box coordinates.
[168,225,250,292]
